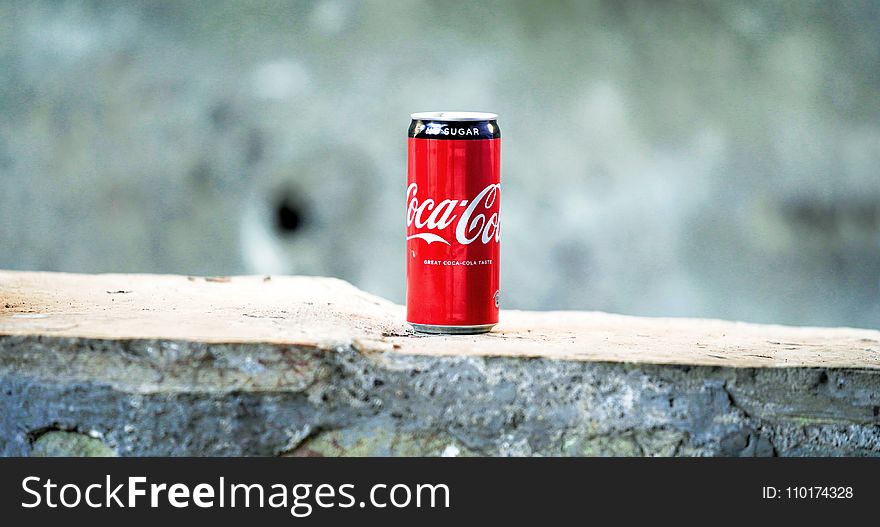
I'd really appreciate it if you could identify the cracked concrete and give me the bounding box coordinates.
[1,272,879,456]
[3,343,880,456]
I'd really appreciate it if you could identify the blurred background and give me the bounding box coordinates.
[0,0,878,329]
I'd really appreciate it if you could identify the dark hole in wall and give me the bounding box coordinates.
[275,192,307,236]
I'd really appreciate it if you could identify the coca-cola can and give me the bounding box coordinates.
[406,111,501,334]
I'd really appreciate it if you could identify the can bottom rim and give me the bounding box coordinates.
[409,323,495,335]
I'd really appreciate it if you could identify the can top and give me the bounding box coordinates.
[410,111,498,122]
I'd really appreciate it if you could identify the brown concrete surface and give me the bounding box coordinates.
[1,271,878,369]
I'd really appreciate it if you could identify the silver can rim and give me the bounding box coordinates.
[410,111,498,122]
[408,323,495,335]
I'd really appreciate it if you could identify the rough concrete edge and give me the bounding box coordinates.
[2,334,880,396]
[4,334,880,456]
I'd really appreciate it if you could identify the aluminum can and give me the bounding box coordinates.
[406,111,501,334]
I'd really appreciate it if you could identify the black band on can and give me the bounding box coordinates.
[408,119,501,140]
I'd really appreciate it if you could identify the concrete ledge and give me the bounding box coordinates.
[1,271,879,456]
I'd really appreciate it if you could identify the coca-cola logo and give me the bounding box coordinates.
[406,183,500,245]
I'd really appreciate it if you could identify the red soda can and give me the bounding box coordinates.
[406,111,501,334]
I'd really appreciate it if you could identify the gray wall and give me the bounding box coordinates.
[1,0,878,328]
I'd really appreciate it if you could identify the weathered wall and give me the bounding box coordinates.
[1,272,878,457]
[1,1,879,328]
[4,337,880,457]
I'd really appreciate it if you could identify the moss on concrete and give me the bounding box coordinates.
[290,427,476,457]
[31,431,117,457]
